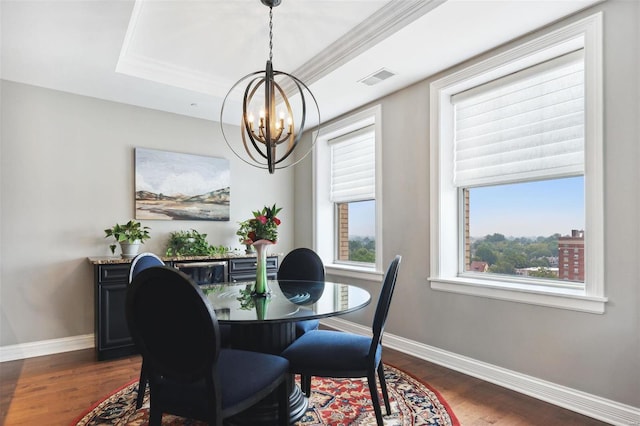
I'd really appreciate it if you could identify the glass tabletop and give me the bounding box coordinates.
[200,279,371,324]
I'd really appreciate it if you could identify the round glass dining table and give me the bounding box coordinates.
[199,279,371,425]
[201,279,371,323]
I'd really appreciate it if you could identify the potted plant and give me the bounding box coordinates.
[104,220,151,258]
[165,229,229,257]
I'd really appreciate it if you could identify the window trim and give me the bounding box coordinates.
[429,13,606,313]
[313,105,383,280]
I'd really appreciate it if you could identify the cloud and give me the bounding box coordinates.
[135,149,231,196]
[157,171,228,196]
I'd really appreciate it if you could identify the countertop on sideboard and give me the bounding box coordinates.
[87,252,280,265]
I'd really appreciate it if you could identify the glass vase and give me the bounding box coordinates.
[252,239,274,296]
[254,295,270,320]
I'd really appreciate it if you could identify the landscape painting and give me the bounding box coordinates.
[135,148,230,221]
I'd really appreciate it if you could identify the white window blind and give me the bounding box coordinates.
[329,125,375,203]
[452,50,585,187]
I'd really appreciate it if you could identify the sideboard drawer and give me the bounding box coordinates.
[229,256,278,273]
[98,264,130,283]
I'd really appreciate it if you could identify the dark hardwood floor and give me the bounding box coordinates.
[0,347,608,425]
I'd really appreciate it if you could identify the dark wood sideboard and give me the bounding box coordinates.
[88,254,279,360]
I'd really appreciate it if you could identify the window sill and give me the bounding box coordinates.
[326,264,384,282]
[429,276,607,314]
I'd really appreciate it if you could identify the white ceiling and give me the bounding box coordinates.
[1,0,601,125]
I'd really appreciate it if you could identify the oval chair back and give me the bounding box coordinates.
[127,267,221,381]
[278,248,325,337]
[278,248,325,281]
[129,252,233,350]
[128,252,164,284]
[369,255,402,360]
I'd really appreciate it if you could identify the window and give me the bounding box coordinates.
[314,105,383,280]
[330,126,376,265]
[459,49,586,285]
[429,13,605,313]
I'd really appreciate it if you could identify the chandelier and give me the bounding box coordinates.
[220,0,320,174]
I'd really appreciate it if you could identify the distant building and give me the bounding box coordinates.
[470,261,489,272]
[558,229,584,282]
[464,189,471,270]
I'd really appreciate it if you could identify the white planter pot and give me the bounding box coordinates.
[119,241,141,259]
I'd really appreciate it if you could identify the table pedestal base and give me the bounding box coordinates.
[227,322,307,425]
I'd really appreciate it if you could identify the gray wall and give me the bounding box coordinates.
[0,81,294,346]
[294,0,640,407]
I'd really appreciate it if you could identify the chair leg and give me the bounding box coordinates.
[149,402,162,426]
[136,362,147,409]
[367,370,384,426]
[301,375,312,397]
[377,363,391,414]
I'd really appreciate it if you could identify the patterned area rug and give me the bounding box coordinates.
[72,364,459,426]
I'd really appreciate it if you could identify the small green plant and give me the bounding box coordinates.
[165,229,229,257]
[104,220,150,244]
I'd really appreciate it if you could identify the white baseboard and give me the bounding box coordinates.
[322,317,640,426]
[0,334,94,363]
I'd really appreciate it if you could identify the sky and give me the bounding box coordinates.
[469,176,584,238]
[346,177,584,240]
[348,200,376,238]
[135,148,230,196]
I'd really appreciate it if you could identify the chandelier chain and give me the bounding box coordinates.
[268,7,273,62]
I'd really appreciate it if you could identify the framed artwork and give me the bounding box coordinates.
[135,148,230,221]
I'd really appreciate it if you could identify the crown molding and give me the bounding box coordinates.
[284,0,446,91]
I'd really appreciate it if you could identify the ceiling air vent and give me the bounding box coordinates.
[358,68,396,86]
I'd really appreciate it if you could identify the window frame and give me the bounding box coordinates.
[313,105,384,281]
[429,13,606,313]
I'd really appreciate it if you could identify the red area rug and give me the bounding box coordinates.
[72,364,459,425]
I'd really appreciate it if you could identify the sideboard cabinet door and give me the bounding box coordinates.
[94,264,137,360]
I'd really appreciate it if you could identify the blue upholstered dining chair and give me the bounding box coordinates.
[281,255,402,426]
[277,248,325,337]
[129,252,233,409]
[126,266,290,426]
[128,252,165,409]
